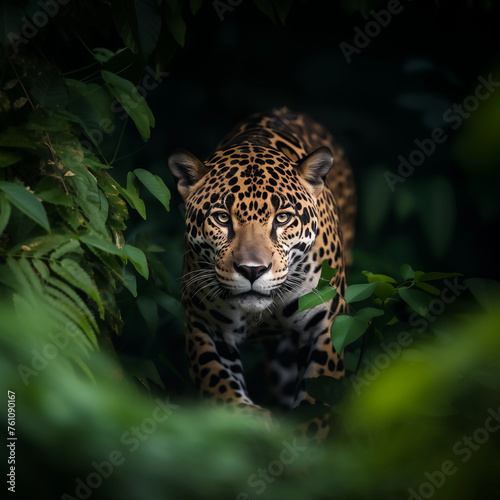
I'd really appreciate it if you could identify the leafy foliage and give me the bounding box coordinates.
[0,19,175,383]
[298,261,499,426]
[299,261,468,358]
[295,259,498,391]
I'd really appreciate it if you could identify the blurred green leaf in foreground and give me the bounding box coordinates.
[2,292,499,500]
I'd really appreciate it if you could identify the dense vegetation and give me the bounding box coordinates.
[0,1,499,499]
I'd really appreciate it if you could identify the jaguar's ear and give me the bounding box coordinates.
[168,150,209,201]
[295,146,334,197]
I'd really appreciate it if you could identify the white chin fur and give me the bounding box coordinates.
[229,294,274,313]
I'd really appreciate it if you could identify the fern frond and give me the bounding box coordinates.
[6,257,36,299]
[47,276,99,332]
[32,258,50,281]
[44,290,98,349]
[0,263,18,290]
[18,257,44,295]
[50,258,104,318]
[13,233,70,258]
[71,354,96,384]
[50,239,82,260]
[43,309,94,353]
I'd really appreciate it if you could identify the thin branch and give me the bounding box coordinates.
[7,56,35,110]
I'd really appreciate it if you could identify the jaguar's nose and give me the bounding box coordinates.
[233,262,272,284]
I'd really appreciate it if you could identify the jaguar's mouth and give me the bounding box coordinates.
[228,290,274,313]
[236,291,269,298]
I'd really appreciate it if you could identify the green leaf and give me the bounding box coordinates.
[113,0,162,60]
[165,12,186,47]
[345,282,377,303]
[80,233,121,254]
[92,47,117,63]
[305,376,346,406]
[122,267,137,297]
[133,168,170,211]
[417,271,463,282]
[25,107,71,132]
[97,171,130,231]
[122,357,165,391]
[190,0,203,14]
[158,353,185,383]
[137,295,158,334]
[0,181,50,231]
[374,282,395,301]
[331,307,384,353]
[362,271,397,284]
[37,188,74,207]
[400,263,415,281]
[0,194,11,235]
[414,271,425,281]
[122,244,149,279]
[298,286,337,312]
[151,290,186,322]
[101,70,155,141]
[399,288,430,317]
[386,316,399,325]
[0,149,22,168]
[118,172,147,219]
[134,0,162,59]
[253,0,278,23]
[415,282,440,296]
[79,234,148,279]
[273,0,292,24]
[0,126,41,149]
[146,254,172,292]
[65,79,115,137]
[464,278,500,313]
[31,68,69,107]
[318,260,337,286]
[113,5,139,54]
[362,271,397,300]
[71,177,109,237]
[127,170,141,198]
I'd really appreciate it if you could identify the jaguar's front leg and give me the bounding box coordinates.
[185,323,272,423]
[293,322,345,443]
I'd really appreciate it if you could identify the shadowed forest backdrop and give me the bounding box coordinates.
[0,1,499,499]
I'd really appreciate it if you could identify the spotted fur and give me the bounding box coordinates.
[168,108,356,442]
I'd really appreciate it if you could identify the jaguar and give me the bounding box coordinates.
[168,107,356,442]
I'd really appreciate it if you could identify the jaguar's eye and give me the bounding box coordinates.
[275,213,292,225]
[213,212,230,225]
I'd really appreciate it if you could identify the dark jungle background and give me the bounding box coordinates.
[0,1,499,499]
